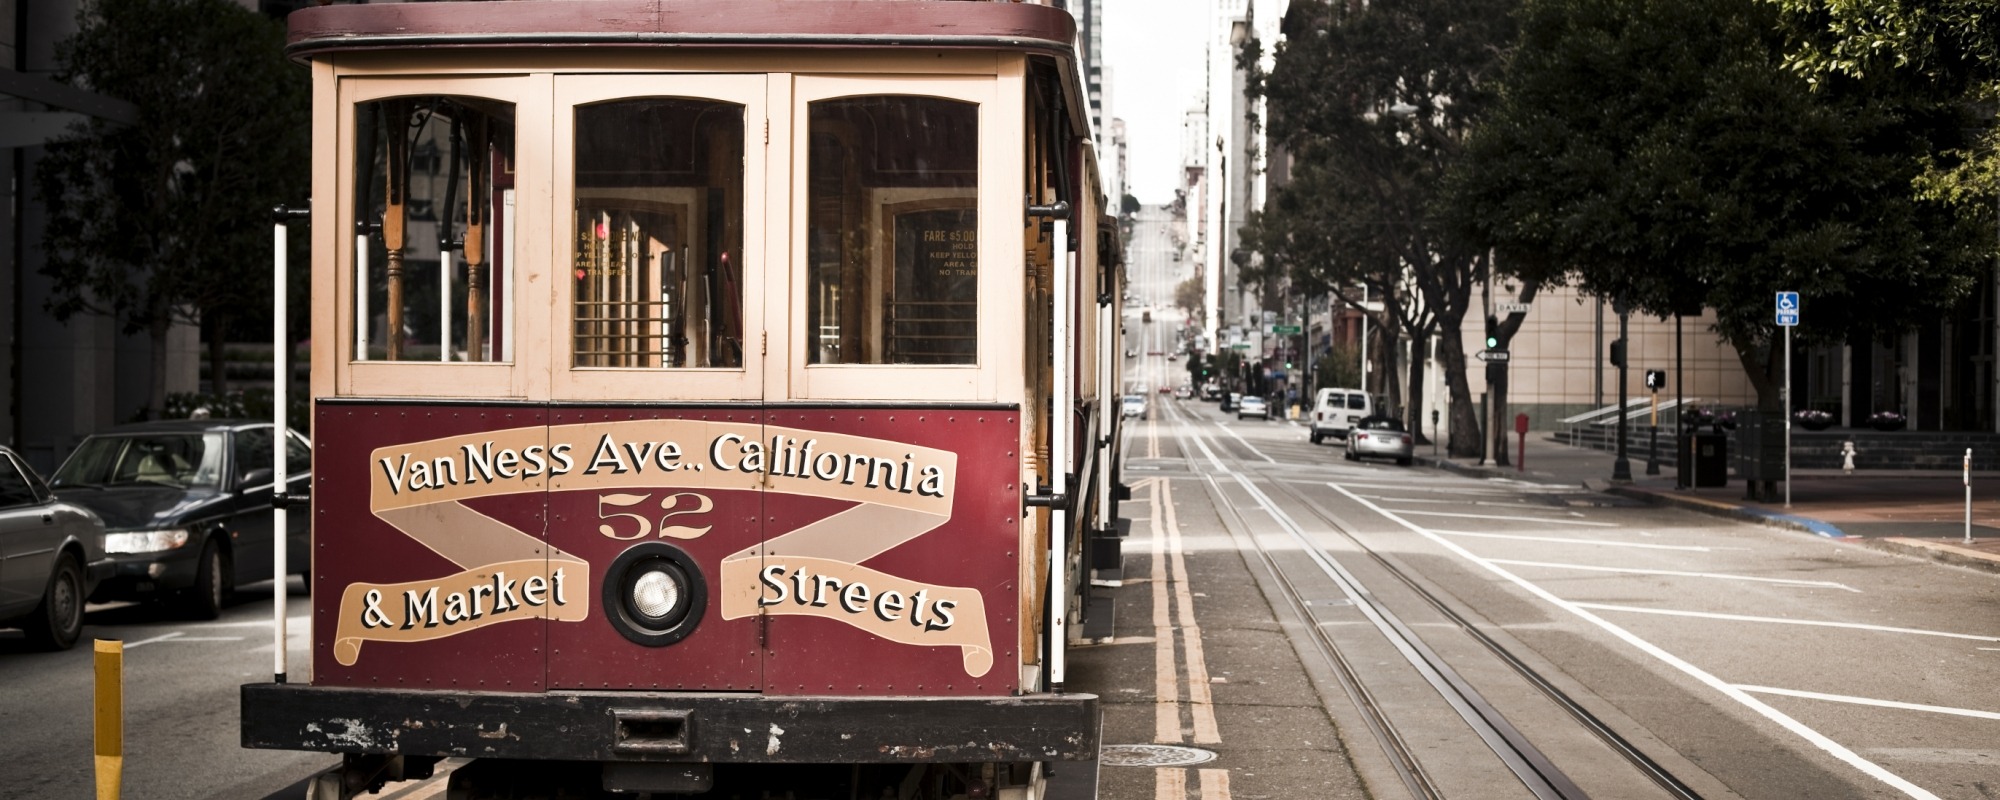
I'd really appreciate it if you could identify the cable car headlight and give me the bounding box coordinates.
[604,542,706,646]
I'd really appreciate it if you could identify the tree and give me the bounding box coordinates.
[35,0,309,414]
[1444,0,1990,414]
[1772,0,1999,221]
[1242,0,1519,458]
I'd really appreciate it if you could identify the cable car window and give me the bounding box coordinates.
[807,96,978,365]
[571,98,745,369]
[352,96,516,363]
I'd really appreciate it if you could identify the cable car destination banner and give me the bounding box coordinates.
[330,417,997,680]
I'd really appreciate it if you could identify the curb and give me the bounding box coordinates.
[1421,457,2000,574]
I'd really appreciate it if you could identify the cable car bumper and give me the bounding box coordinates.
[241,683,1099,763]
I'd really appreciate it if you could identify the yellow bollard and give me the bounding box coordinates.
[94,639,122,800]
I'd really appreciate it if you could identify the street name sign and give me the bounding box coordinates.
[1476,349,1511,362]
[1776,291,1799,327]
[1497,302,1531,314]
[1273,324,1301,334]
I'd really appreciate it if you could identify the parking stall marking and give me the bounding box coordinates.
[1327,482,1944,800]
[1380,509,1619,527]
[1430,529,1715,552]
[1484,559,1861,592]
[1570,603,2000,642]
[1734,686,2000,721]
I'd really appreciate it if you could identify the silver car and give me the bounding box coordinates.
[1345,415,1414,466]
[1237,396,1270,420]
[0,445,110,650]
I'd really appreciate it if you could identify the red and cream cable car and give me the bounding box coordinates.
[243,2,1127,798]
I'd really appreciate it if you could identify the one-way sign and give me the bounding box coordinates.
[1476,349,1511,362]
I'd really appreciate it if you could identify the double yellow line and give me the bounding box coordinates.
[1140,414,1230,800]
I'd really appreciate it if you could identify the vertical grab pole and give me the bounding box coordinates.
[1049,216,1071,689]
[272,205,308,683]
[273,215,289,683]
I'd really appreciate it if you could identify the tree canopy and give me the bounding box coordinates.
[35,0,309,412]
[1772,0,1999,213]
[1243,0,1518,457]
[1443,0,1990,409]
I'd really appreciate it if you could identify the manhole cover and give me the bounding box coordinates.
[1099,744,1218,767]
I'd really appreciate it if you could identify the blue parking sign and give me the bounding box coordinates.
[1776,291,1799,327]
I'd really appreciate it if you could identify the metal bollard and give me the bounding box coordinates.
[95,639,123,800]
[1965,449,1973,546]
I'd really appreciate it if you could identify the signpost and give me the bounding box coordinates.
[1776,292,1799,508]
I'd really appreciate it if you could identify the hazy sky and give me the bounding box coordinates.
[1102,0,1210,204]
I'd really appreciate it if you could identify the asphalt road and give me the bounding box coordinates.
[1077,383,2000,800]
[0,581,330,800]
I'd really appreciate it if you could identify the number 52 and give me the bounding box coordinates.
[595,492,714,540]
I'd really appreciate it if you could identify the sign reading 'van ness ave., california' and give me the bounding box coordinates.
[334,418,995,678]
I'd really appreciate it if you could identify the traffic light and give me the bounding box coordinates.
[1484,314,1499,349]
[1608,337,1626,368]
[1644,369,1665,391]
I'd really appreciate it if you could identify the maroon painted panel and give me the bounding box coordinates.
[311,402,1021,699]
[543,407,765,691]
[761,409,1021,696]
[312,403,552,692]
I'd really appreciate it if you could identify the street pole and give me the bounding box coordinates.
[1613,302,1633,481]
[1646,389,1660,475]
[1784,323,1792,508]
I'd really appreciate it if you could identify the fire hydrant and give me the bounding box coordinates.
[1841,440,1857,474]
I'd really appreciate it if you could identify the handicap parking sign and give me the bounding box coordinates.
[1775,291,1799,326]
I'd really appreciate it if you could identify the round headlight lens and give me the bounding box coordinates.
[603,542,706,647]
[632,568,681,619]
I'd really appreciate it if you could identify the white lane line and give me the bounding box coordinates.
[1356,495,1563,510]
[1735,686,2000,721]
[1327,484,1940,800]
[1572,603,2000,642]
[1485,559,1861,592]
[123,632,186,648]
[1380,509,1620,527]
[208,616,312,628]
[1213,421,1277,464]
[1431,530,1713,552]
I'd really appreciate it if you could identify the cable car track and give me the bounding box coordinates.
[1160,398,1703,800]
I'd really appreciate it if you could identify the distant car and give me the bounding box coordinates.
[1125,349,1137,359]
[1345,415,1414,466]
[0,445,109,650]
[1174,386,1194,400]
[1237,396,1269,420]
[50,419,312,619]
[1121,395,1148,419]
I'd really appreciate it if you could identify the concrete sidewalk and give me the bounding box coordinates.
[1418,432,2000,574]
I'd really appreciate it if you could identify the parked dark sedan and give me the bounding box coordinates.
[0,445,110,649]
[49,420,310,619]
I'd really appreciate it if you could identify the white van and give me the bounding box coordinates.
[1309,388,1373,444]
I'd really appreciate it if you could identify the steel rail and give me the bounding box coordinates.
[1161,398,1702,800]
[1269,480,1706,800]
[1157,400,1441,799]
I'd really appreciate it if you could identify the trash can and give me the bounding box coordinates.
[1679,431,1727,487]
